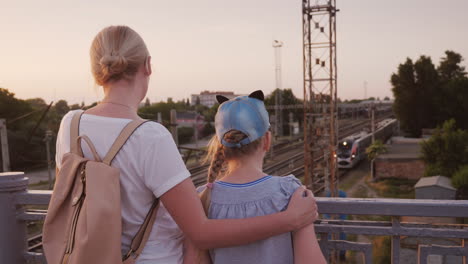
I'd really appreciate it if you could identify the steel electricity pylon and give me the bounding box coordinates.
[302,0,339,196]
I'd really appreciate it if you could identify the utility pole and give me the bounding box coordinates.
[371,103,375,143]
[289,112,294,139]
[0,119,10,172]
[170,110,178,146]
[273,40,283,137]
[157,112,162,123]
[193,113,199,162]
[44,130,53,189]
[364,81,368,100]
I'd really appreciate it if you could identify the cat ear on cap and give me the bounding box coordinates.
[216,95,230,104]
[248,90,264,101]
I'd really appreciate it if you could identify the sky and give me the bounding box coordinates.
[1,0,467,105]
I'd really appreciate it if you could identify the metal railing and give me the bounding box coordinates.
[1,172,467,264]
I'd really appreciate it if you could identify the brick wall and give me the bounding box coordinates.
[375,159,425,180]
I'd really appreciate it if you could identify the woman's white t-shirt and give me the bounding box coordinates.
[55,110,190,264]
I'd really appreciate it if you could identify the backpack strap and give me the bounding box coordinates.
[102,119,149,166]
[123,199,160,262]
[70,111,85,156]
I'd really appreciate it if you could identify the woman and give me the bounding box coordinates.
[55,25,318,263]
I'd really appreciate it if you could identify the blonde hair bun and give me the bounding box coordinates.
[90,25,149,86]
[99,53,129,79]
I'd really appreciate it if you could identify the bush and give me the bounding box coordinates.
[201,123,215,138]
[366,140,387,161]
[421,119,468,177]
[178,127,194,145]
[452,165,468,189]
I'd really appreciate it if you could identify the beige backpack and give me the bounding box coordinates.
[43,111,159,264]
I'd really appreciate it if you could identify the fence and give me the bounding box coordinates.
[1,172,467,263]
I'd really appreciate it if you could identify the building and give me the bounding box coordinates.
[191,91,236,107]
[414,175,456,200]
[374,137,426,180]
[176,111,205,129]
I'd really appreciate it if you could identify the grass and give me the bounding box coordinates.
[366,178,417,199]
[339,170,365,192]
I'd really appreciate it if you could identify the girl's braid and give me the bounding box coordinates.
[207,145,225,183]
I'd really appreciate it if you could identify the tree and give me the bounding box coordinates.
[383,96,390,101]
[421,119,468,177]
[70,104,81,110]
[26,98,47,109]
[391,51,468,135]
[54,100,70,116]
[366,140,387,161]
[178,127,194,144]
[195,96,201,105]
[144,98,151,107]
[438,50,466,82]
[264,88,303,135]
[391,56,439,137]
[452,165,468,189]
[0,88,33,129]
[452,165,468,199]
[366,140,388,179]
[434,51,468,129]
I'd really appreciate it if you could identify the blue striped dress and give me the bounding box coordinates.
[198,175,302,264]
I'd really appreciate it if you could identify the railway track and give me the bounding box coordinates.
[192,115,392,192]
[26,116,389,252]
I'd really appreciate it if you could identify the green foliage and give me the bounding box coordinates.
[366,140,387,161]
[0,88,33,130]
[391,56,439,137]
[177,127,194,144]
[264,88,302,135]
[373,236,391,264]
[54,100,70,116]
[421,119,468,177]
[452,165,468,189]
[201,122,215,138]
[138,99,189,126]
[391,51,468,137]
[438,50,466,81]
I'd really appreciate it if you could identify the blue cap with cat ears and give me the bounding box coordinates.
[214,90,270,148]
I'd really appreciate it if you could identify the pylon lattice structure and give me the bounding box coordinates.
[302,0,338,196]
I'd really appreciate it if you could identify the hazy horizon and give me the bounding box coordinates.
[1,0,467,105]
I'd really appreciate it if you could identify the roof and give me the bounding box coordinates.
[176,111,204,120]
[376,137,424,161]
[414,176,456,191]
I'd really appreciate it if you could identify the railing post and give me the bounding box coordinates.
[0,172,28,264]
[391,216,401,264]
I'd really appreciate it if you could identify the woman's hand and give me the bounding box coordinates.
[285,186,318,230]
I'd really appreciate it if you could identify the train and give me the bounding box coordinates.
[336,119,398,169]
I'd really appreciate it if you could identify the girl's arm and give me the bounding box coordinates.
[183,238,211,264]
[293,224,327,264]
[161,178,317,249]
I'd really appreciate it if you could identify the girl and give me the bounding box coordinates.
[55,25,318,263]
[185,91,326,264]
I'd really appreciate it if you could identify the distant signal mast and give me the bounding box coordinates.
[273,40,283,137]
